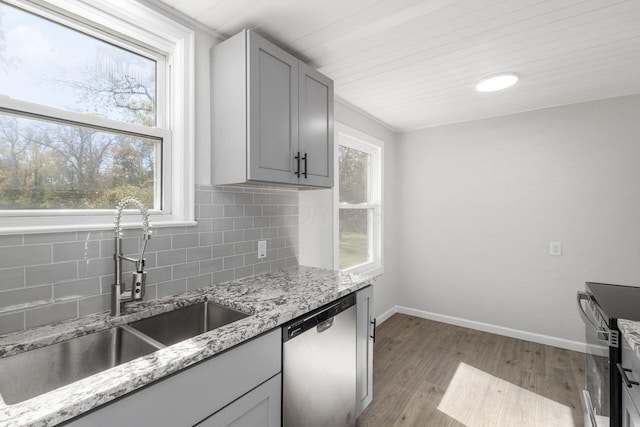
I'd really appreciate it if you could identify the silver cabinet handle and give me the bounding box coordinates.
[617,363,640,388]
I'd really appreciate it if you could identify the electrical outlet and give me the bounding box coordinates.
[258,240,267,259]
[549,241,562,256]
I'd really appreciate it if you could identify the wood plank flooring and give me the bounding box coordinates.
[356,314,585,427]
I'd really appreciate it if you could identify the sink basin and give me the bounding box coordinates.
[0,326,161,405]
[129,301,251,346]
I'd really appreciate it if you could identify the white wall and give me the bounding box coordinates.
[396,95,640,349]
[300,100,399,320]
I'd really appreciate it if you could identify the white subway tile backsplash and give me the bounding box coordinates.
[0,268,25,292]
[146,235,173,252]
[212,218,234,231]
[0,245,51,269]
[234,265,253,279]
[243,229,262,241]
[24,231,76,245]
[200,232,223,246]
[53,241,100,263]
[0,185,298,335]
[78,293,110,316]
[212,243,234,258]
[1,285,52,312]
[54,278,100,301]
[157,279,187,298]
[199,205,223,218]
[172,233,200,249]
[234,193,253,205]
[223,230,244,244]
[146,266,172,284]
[156,249,187,266]
[26,262,77,287]
[172,262,200,279]
[223,205,244,217]
[200,258,223,274]
[0,312,24,335]
[212,269,234,285]
[0,235,23,247]
[187,247,212,262]
[223,254,244,270]
[233,217,253,230]
[186,274,213,291]
[25,301,77,329]
[212,192,234,205]
[253,194,271,205]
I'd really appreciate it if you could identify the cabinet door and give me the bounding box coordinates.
[196,374,281,427]
[623,386,640,427]
[247,32,299,185]
[298,62,334,188]
[356,286,374,416]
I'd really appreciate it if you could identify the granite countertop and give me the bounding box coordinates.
[0,266,373,427]
[619,319,640,359]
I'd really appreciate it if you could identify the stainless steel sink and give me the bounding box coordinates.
[0,326,162,405]
[129,301,251,346]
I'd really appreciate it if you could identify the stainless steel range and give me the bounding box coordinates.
[578,282,640,427]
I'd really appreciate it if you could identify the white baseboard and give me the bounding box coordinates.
[380,305,587,353]
[375,306,398,325]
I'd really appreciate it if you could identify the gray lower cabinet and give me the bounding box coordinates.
[196,374,281,427]
[356,286,374,416]
[621,334,640,427]
[211,29,333,188]
[65,329,281,427]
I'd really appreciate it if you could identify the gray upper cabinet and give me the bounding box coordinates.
[212,29,333,188]
[298,63,333,187]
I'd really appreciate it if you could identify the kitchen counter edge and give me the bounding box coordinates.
[0,266,374,427]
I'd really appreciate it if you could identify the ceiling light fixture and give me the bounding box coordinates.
[475,73,519,92]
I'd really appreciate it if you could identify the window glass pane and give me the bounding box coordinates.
[0,3,157,126]
[339,145,369,204]
[0,112,159,209]
[339,209,369,269]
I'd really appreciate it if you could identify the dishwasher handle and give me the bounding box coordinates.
[317,317,334,333]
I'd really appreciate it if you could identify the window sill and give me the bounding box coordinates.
[0,215,198,236]
[343,263,384,278]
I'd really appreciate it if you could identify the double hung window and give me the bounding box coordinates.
[336,123,383,275]
[0,0,194,231]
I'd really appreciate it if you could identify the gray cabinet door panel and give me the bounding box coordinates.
[356,285,374,416]
[248,33,298,185]
[299,63,333,187]
[196,374,281,427]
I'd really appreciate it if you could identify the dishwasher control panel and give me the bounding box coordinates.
[283,293,356,341]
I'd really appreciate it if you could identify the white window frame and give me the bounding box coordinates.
[0,0,195,234]
[334,122,384,276]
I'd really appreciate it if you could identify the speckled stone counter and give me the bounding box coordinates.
[0,266,373,427]
[619,319,640,359]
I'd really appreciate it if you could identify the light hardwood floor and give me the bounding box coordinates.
[356,314,585,427]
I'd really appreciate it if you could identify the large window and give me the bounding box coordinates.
[0,0,194,232]
[336,123,383,275]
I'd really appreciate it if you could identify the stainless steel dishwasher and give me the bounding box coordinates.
[282,293,357,427]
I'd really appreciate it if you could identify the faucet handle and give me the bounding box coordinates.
[132,271,146,300]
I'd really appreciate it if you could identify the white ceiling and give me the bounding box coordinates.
[155,0,640,132]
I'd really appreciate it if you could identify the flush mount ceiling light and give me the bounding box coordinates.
[475,73,519,92]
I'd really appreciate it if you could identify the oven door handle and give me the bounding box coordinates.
[577,291,612,344]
